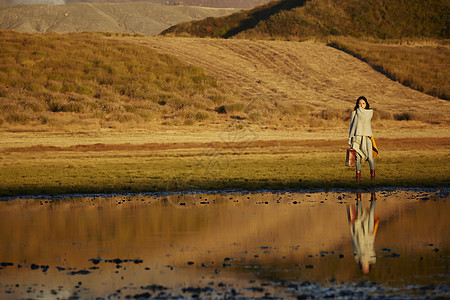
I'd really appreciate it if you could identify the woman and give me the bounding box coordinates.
[348,96,378,181]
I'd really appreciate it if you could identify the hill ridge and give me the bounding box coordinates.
[0,0,272,8]
[223,0,306,38]
[161,0,450,39]
[0,2,239,35]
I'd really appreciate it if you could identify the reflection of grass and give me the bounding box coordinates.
[0,152,447,197]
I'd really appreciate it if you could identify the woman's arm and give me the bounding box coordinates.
[357,107,373,119]
[348,111,356,145]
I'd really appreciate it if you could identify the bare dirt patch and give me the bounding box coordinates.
[4,137,448,157]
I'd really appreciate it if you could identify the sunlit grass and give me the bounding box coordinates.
[0,31,359,130]
[0,151,447,197]
[0,31,231,128]
[328,37,450,100]
[1,31,446,131]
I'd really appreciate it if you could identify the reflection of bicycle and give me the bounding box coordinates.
[347,192,379,274]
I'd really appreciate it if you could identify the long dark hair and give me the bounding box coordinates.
[354,96,370,111]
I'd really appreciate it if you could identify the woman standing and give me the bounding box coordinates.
[348,96,378,181]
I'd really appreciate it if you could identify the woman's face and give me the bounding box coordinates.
[358,99,367,109]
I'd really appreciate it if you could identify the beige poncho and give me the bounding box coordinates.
[348,107,378,162]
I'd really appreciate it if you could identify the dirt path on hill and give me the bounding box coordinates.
[126,37,448,117]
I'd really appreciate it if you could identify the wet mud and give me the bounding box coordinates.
[0,189,448,299]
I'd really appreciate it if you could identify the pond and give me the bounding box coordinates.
[0,189,448,299]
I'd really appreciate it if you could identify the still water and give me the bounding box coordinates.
[0,189,448,299]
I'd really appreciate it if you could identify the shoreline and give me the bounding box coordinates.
[2,186,448,202]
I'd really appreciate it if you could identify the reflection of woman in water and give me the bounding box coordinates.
[348,96,378,182]
[347,193,379,274]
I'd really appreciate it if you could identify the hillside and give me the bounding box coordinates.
[161,0,450,39]
[0,0,272,8]
[160,0,450,100]
[1,31,448,131]
[328,37,450,100]
[0,31,233,128]
[0,2,238,35]
[128,36,449,124]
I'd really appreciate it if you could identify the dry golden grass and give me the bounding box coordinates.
[0,31,237,130]
[162,0,449,40]
[1,31,448,132]
[1,119,449,197]
[0,130,448,197]
[131,36,449,127]
[328,37,450,100]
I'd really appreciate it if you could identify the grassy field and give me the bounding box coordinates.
[1,152,448,197]
[0,130,448,197]
[129,36,449,124]
[160,0,449,100]
[0,32,448,197]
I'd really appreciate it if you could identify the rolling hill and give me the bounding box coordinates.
[0,0,273,8]
[0,0,448,130]
[1,31,448,130]
[159,0,449,100]
[161,0,450,39]
[0,2,238,35]
[128,36,448,121]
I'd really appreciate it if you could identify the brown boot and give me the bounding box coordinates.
[370,169,375,181]
[356,170,361,182]
[371,192,376,201]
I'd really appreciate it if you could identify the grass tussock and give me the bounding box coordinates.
[328,37,450,100]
